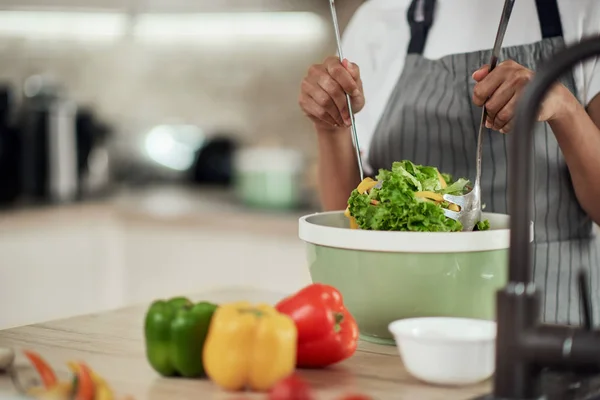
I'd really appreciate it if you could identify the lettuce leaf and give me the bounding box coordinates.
[475,220,490,231]
[347,160,490,232]
[441,178,470,195]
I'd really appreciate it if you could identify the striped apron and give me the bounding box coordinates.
[368,0,600,325]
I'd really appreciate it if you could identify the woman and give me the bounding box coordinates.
[298,0,600,325]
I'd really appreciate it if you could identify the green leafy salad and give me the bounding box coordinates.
[345,160,490,232]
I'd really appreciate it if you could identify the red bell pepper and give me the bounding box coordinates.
[73,362,95,400]
[275,283,359,368]
[23,350,57,388]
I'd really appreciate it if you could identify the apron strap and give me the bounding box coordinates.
[535,0,563,39]
[406,0,437,55]
[405,0,563,56]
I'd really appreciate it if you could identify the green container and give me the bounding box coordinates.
[233,147,303,210]
[298,211,533,345]
[235,171,300,210]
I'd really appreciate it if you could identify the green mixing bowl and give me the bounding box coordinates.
[298,211,533,345]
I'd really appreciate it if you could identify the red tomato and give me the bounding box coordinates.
[338,394,373,400]
[268,374,314,400]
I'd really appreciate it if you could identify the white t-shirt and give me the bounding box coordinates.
[342,0,600,170]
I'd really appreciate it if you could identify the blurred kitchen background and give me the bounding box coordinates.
[0,0,364,330]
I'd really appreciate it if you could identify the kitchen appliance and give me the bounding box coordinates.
[0,83,19,205]
[191,135,237,185]
[12,76,111,204]
[474,36,600,400]
[298,211,532,345]
[126,124,235,185]
[18,76,79,204]
[76,109,112,198]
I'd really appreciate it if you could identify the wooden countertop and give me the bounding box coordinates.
[0,287,490,400]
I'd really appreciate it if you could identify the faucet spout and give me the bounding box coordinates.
[477,35,600,400]
[509,35,600,283]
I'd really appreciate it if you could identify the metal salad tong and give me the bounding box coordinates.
[443,0,515,231]
[328,0,365,181]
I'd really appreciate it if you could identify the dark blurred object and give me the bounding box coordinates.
[82,120,112,197]
[76,108,96,186]
[0,83,20,205]
[10,75,112,206]
[76,108,112,198]
[111,125,235,186]
[190,135,238,185]
[18,76,79,203]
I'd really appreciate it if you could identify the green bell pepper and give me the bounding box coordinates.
[144,297,218,378]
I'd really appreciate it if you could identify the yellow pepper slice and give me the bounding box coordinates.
[414,191,444,202]
[437,170,447,189]
[356,177,378,194]
[415,191,460,211]
[68,362,114,400]
[203,302,297,392]
[448,203,460,212]
[345,178,379,230]
[344,208,359,229]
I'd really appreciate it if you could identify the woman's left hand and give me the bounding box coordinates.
[472,60,575,133]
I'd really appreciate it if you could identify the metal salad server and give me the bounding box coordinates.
[328,0,365,181]
[442,0,516,231]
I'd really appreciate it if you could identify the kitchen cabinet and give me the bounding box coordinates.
[0,215,120,329]
[119,222,309,305]
[0,201,310,330]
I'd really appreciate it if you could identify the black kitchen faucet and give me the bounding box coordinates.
[475,36,600,400]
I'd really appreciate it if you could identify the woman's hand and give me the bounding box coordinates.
[472,59,576,133]
[298,57,365,131]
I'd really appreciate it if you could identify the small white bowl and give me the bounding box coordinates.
[388,317,496,386]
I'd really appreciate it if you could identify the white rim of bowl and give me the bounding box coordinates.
[298,211,534,253]
[388,317,497,345]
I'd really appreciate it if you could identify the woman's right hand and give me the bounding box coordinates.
[298,56,365,131]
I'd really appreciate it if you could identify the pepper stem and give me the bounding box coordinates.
[238,308,264,318]
[334,312,344,333]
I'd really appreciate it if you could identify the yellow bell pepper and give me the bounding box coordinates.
[203,301,297,392]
